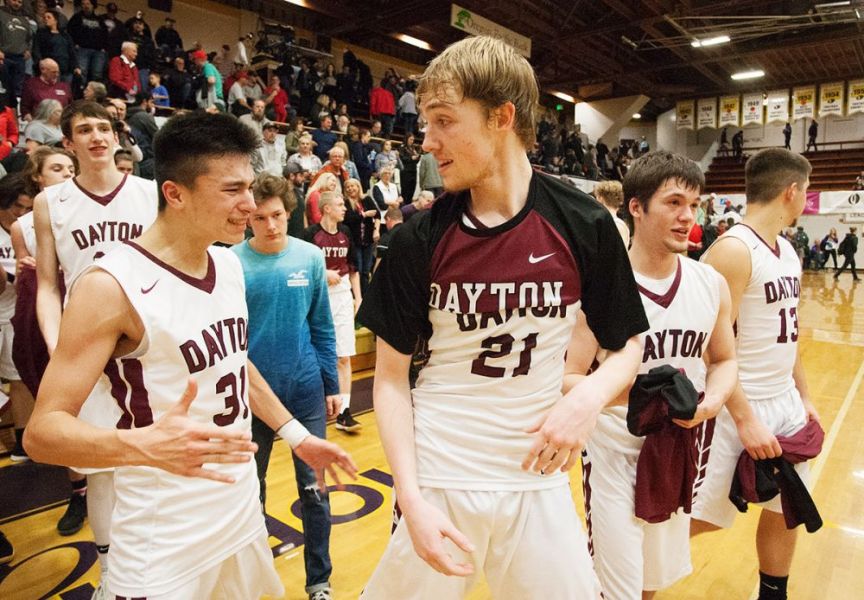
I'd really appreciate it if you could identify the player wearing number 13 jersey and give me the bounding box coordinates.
[692,149,822,600]
[358,36,647,600]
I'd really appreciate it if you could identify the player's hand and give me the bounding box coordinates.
[294,435,358,490]
[401,496,475,577]
[735,414,782,460]
[801,397,821,424]
[326,269,341,286]
[127,378,258,483]
[673,396,723,429]
[522,385,601,474]
[325,394,340,418]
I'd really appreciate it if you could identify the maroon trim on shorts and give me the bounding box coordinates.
[125,241,217,294]
[637,258,682,309]
[739,223,781,258]
[73,173,128,207]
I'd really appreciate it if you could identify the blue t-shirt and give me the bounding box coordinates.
[151,84,170,107]
[233,238,339,404]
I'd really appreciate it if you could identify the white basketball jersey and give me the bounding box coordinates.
[17,211,37,257]
[46,174,158,291]
[94,243,264,597]
[594,257,721,453]
[0,225,15,323]
[718,224,800,399]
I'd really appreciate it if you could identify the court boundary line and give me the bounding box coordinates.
[748,353,864,599]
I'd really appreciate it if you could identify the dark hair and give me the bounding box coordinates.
[114,150,134,163]
[622,150,704,231]
[0,173,31,210]
[253,173,295,213]
[744,148,812,205]
[153,111,260,211]
[60,100,114,139]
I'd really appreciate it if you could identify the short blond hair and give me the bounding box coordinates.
[593,180,624,209]
[417,35,538,148]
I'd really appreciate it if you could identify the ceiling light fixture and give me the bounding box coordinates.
[283,0,312,8]
[551,91,577,103]
[731,69,765,80]
[393,34,433,51]
[691,35,730,48]
[815,1,851,8]
[632,113,642,119]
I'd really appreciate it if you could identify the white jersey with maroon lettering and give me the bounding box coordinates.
[583,257,721,597]
[46,174,157,292]
[17,211,37,257]
[92,242,265,597]
[715,224,800,399]
[0,225,16,323]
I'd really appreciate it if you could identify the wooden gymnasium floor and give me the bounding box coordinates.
[1,270,863,599]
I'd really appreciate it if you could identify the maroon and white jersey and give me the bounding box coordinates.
[92,242,263,597]
[46,174,157,292]
[0,225,15,324]
[711,224,800,399]
[303,222,355,293]
[359,172,648,491]
[593,257,722,454]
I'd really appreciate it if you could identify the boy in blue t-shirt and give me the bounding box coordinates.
[148,72,170,108]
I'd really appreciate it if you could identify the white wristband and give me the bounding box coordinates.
[277,419,311,449]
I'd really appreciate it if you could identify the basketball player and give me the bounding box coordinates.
[33,100,158,598]
[303,191,363,432]
[357,36,648,599]
[25,111,357,599]
[581,152,737,599]
[234,173,341,600]
[691,148,819,600]
[593,180,630,245]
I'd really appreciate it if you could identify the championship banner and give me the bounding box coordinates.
[697,97,717,129]
[451,4,531,57]
[848,80,864,116]
[765,90,790,124]
[676,100,695,130]
[742,93,764,126]
[819,81,844,117]
[792,86,815,121]
[719,95,740,127]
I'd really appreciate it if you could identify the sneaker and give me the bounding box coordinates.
[309,589,332,600]
[57,492,87,536]
[0,532,12,565]
[9,440,29,463]
[335,408,362,432]
[91,580,109,600]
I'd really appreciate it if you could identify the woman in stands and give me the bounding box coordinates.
[23,99,63,152]
[342,178,378,296]
[822,227,840,270]
[305,171,338,225]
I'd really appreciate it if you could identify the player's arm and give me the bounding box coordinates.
[702,237,781,458]
[793,348,820,424]
[25,270,258,481]
[33,191,63,354]
[374,338,475,577]
[674,276,738,429]
[10,219,33,279]
[561,309,599,392]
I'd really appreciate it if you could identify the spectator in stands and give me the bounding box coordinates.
[288,134,323,177]
[822,227,840,270]
[284,161,308,237]
[312,114,338,161]
[67,0,106,83]
[806,119,818,152]
[400,189,434,223]
[595,138,609,177]
[20,58,70,120]
[582,144,598,180]
[125,18,156,94]
[732,129,744,161]
[0,0,33,100]
[126,92,156,177]
[593,180,629,246]
[332,140,359,182]
[211,44,234,80]
[637,135,650,156]
[0,94,18,161]
[296,59,317,119]
[350,128,374,191]
[82,80,107,104]
[305,171,338,225]
[104,98,144,166]
[154,17,183,60]
[370,165,402,228]
[227,70,252,116]
[253,122,287,176]
[854,171,864,190]
[398,81,417,135]
[783,122,792,150]
[312,145,350,192]
[191,48,223,111]
[238,98,270,141]
[148,72,169,108]
[335,64,354,106]
[309,93,331,127]
[284,116,306,155]
[33,10,79,83]
[241,70,265,104]
[418,149,443,198]
[102,2,124,59]
[163,55,192,109]
[342,177,377,296]
[321,62,338,100]
[717,126,730,156]
[793,226,809,267]
[22,98,62,151]
[107,41,140,101]
[263,74,289,123]
[398,133,420,202]
[114,150,135,175]
[835,226,860,280]
[369,78,396,138]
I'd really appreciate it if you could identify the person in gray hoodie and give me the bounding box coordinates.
[0,0,33,100]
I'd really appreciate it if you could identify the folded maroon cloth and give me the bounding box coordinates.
[729,419,824,532]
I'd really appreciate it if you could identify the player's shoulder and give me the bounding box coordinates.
[682,255,723,286]
[533,171,607,219]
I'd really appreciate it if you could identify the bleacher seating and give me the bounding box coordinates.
[704,147,864,193]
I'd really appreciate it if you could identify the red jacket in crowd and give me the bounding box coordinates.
[0,107,19,159]
[108,55,139,96]
[369,86,395,118]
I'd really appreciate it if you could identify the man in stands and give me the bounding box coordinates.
[20,59,71,121]
[68,0,107,83]
[312,115,338,162]
[312,146,350,193]
[107,41,140,102]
